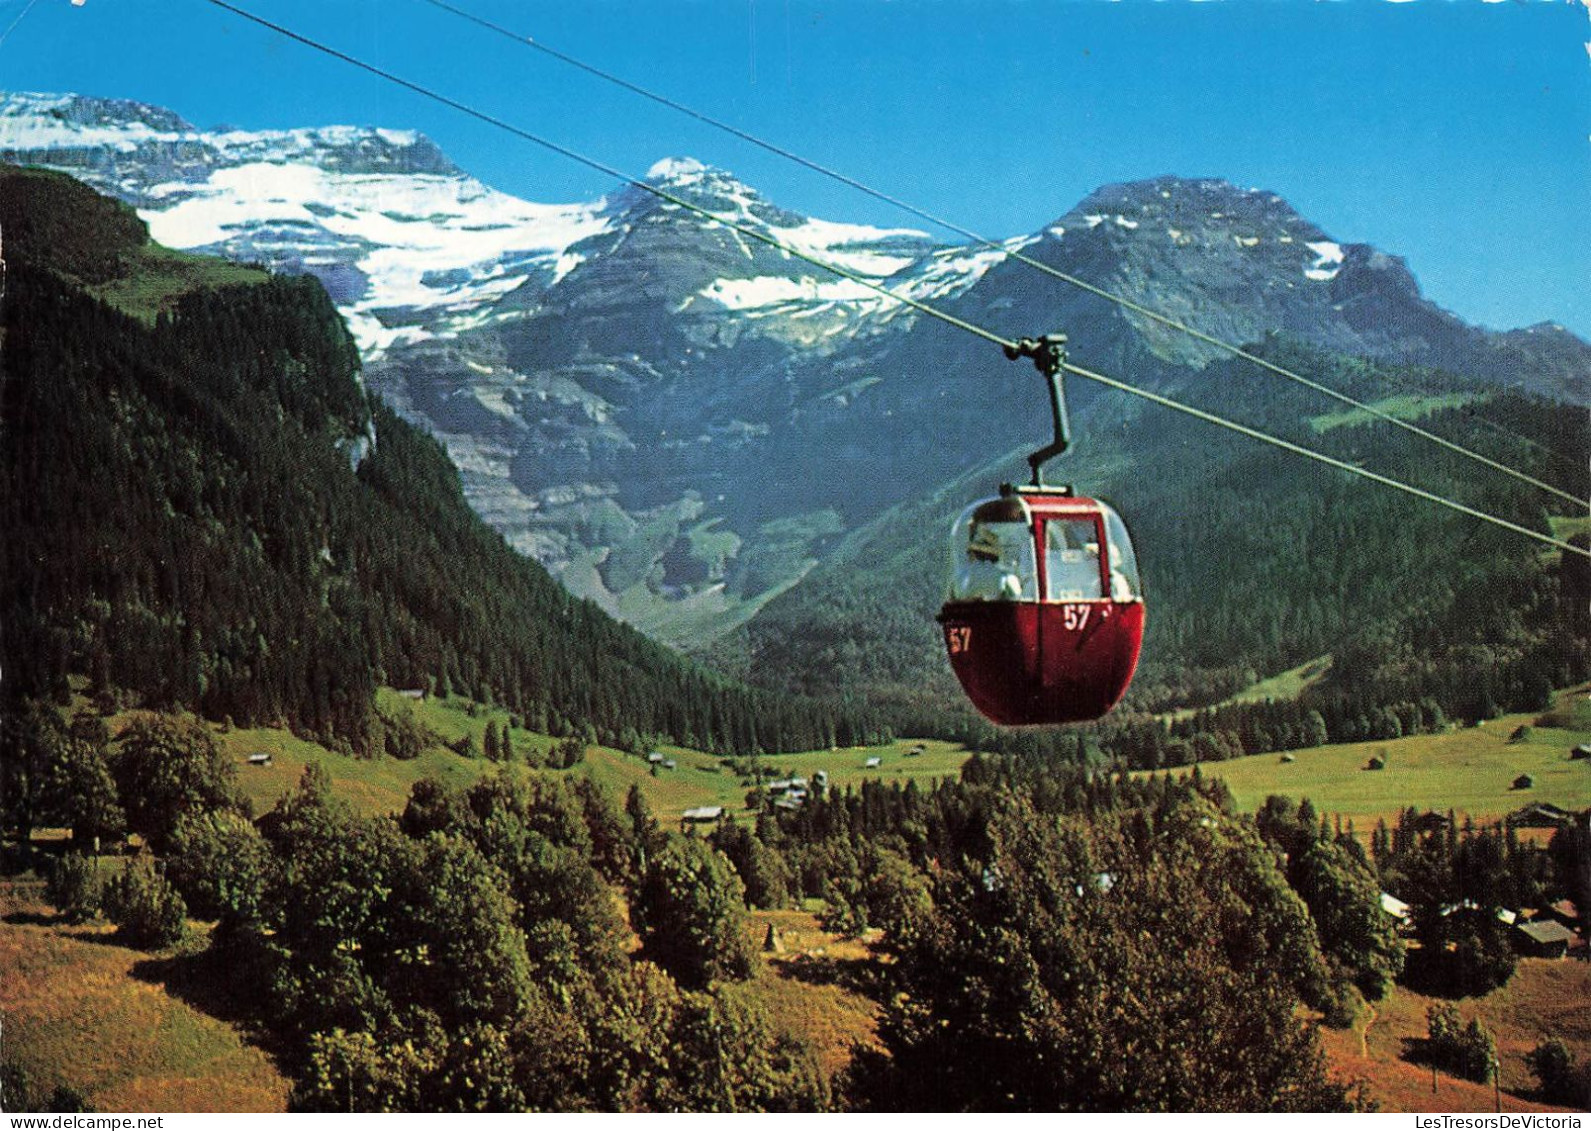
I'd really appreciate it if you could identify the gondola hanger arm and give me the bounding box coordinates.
[1005,334,1071,488]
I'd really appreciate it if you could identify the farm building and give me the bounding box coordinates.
[765,778,809,809]
[246,752,272,766]
[396,688,427,700]
[1380,892,1412,925]
[1506,802,1572,828]
[1512,773,1534,790]
[1539,900,1582,930]
[680,806,723,830]
[1513,919,1576,959]
[863,756,882,768]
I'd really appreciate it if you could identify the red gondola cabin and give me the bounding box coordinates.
[938,485,1144,726]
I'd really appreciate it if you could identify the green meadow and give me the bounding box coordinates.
[1160,692,1591,829]
[224,686,1588,831]
[219,689,971,822]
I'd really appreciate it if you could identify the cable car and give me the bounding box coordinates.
[938,334,1145,726]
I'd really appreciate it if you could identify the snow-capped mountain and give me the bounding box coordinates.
[514,155,946,348]
[0,91,614,352]
[0,94,958,356]
[954,176,1588,386]
[7,91,1586,650]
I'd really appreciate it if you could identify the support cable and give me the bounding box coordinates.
[201,0,1009,350]
[417,0,1585,509]
[198,0,1591,561]
[1063,361,1586,558]
[0,0,43,48]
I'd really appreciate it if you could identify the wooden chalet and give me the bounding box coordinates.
[1514,919,1576,959]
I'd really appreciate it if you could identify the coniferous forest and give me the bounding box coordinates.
[0,167,886,757]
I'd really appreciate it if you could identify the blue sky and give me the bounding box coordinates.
[4,0,1589,338]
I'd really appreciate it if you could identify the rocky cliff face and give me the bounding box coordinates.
[930,175,1589,389]
[9,91,1585,648]
[354,156,958,641]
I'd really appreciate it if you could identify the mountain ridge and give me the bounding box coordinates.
[7,89,1585,665]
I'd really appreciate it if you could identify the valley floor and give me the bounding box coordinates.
[6,877,1586,1114]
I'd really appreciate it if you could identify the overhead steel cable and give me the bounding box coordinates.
[417,0,1586,511]
[199,0,1591,561]
[0,0,43,48]
[198,0,1009,349]
[1061,361,1587,558]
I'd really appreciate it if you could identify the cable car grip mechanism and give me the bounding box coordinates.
[1004,332,1071,488]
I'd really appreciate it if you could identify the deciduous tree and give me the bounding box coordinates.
[113,713,239,852]
[633,838,756,989]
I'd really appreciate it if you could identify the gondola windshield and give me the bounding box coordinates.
[949,496,1035,602]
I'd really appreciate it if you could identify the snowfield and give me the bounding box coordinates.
[143,162,610,350]
[1305,240,1345,282]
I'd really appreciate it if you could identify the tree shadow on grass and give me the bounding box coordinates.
[59,926,142,949]
[1400,1036,1438,1069]
[128,948,257,1029]
[775,952,884,997]
[127,945,298,1082]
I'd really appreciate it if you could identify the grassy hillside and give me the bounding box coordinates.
[0,886,290,1112]
[1320,961,1591,1113]
[1309,391,1485,433]
[0,164,268,322]
[1156,690,1591,829]
[222,721,495,820]
[87,677,1588,835]
[739,909,881,1081]
[87,244,271,322]
[150,691,972,825]
[0,885,882,1115]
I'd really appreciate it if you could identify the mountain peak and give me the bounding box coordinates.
[1057,175,1331,245]
[638,155,769,209]
[0,90,195,149]
[0,89,457,177]
[600,155,805,232]
[646,155,715,184]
